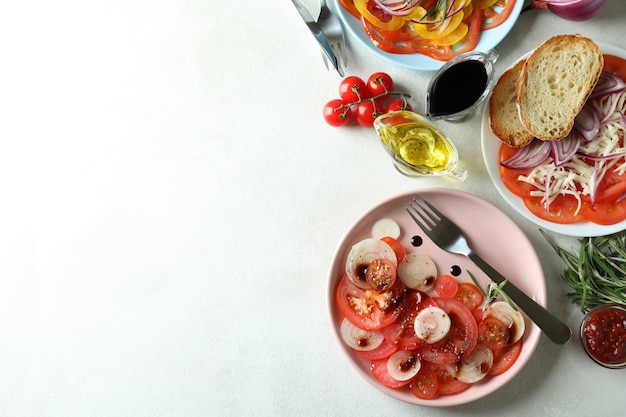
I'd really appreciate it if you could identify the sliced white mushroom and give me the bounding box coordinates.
[397,252,437,291]
[445,345,494,383]
[483,301,525,343]
[345,238,397,289]
[386,350,421,381]
[371,218,401,240]
[414,306,451,343]
[340,318,385,352]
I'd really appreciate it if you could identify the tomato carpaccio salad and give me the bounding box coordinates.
[498,54,626,225]
[335,219,524,400]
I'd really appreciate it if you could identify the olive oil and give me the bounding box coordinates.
[374,111,467,180]
[378,121,454,174]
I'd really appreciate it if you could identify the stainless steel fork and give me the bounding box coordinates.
[406,194,572,345]
[318,0,346,76]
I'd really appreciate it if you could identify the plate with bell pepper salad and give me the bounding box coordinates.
[333,0,523,70]
[481,41,626,237]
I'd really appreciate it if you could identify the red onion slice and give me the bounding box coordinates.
[533,0,608,21]
[589,72,626,100]
[551,131,582,166]
[500,139,551,169]
[574,104,600,142]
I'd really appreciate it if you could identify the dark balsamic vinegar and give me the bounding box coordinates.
[429,60,488,117]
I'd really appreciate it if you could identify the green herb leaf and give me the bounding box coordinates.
[541,229,626,313]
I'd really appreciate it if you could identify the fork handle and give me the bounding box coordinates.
[468,252,572,345]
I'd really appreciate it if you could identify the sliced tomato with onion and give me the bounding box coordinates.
[409,367,439,400]
[488,339,523,376]
[354,339,398,360]
[336,274,406,331]
[454,282,484,311]
[365,258,397,291]
[382,291,436,351]
[478,316,510,350]
[419,297,479,364]
[370,355,417,388]
[429,363,470,395]
[498,144,535,198]
[381,236,406,264]
[434,274,459,298]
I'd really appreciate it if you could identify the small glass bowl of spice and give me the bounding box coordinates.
[580,303,626,369]
[425,49,499,122]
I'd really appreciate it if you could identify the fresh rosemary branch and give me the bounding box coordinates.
[467,270,517,311]
[541,230,626,313]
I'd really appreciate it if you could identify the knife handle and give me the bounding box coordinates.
[468,252,572,345]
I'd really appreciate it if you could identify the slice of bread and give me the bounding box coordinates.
[517,34,603,141]
[489,59,534,148]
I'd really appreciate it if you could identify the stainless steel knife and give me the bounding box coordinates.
[291,0,341,75]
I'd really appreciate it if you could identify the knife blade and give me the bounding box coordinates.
[291,0,341,75]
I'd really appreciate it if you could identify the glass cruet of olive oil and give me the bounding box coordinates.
[374,111,467,181]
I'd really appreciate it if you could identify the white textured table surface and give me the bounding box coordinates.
[1,1,625,416]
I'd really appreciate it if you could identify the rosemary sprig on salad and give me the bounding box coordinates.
[542,230,626,313]
[467,271,517,311]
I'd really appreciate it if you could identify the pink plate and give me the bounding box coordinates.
[327,187,545,407]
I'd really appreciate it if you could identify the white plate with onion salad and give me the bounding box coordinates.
[481,41,626,237]
[327,188,544,407]
[331,0,523,71]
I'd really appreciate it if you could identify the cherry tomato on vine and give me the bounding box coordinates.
[323,98,352,127]
[355,100,383,128]
[339,76,369,103]
[367,72,394,96]
[385,99,412,113]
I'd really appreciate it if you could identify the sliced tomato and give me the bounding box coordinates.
[381,291,435,351]
[365,258,397,291]
[524,194,586,224]
[434,275,459,298]
[354,339,398,360]
[371,356,417,388]
[478,316,510,350]
[381,236,406,264]
[587,169,626,204]
[581,198,626,225]
[603,54,626,82]
[338,0,360,18]
[488,339,522,376]
[409,367,439,400]
[373,24,420,42]
[454,282,484,311]
[498,144,535,198]
[429,363,470,395]
[419,297,479,364]
[481,0,517,30]
[336,274,405,331]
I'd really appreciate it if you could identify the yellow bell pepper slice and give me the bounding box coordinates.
[432,22,469,46]
[353,0,405,32]
[411,10,465,40]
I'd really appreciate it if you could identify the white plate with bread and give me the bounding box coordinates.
[481,36,626,237]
